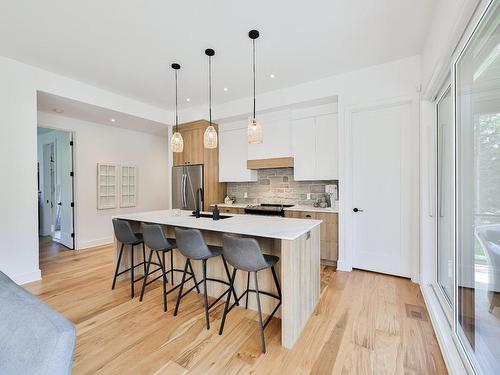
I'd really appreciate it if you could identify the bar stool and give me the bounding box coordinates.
[111,218,147,298]
[139,223,200,312]
[218,234,281,353]
[173,227,239,329]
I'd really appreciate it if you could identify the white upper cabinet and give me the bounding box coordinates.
[219,121,258,182]
[218,103,338,182]
[247,110,292,160]
[292,104,338,181]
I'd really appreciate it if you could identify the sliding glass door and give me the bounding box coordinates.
[455,1,500,372]
[437,85,454,306]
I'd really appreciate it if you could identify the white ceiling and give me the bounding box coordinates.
[37,92,168,135]
[1,0,435,109]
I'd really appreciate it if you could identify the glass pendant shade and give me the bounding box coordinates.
[204,124,218,148]
[171,131,184,152]
[247,117,263,144]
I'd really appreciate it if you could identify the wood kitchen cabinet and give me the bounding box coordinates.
[285,210,338,266]
[173,126,204,166]
[172,120,226,210]
[219,206,245,215]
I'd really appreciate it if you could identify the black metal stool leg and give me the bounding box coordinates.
[139,250,154,301]
[112,243,124,290]
[142,242,147,276]
[174,259,190,316]
[130,244,135,298]
[202,259,210,329]
[271,265,281,299]
[157,251,168,312]
[221,256,239,305]
[219,268,237,335]
[245,271,250,309]
[254,271,266,353]
[188,259,200,293]
[170,249,174,284]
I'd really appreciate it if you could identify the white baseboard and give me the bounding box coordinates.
[336,260,352,272]
[12,269,42,285]
[420,284,470,375]
[77,237,113,250]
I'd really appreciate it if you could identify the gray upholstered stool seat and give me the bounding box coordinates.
[173,227,238,330]
[219,234,282,353]
[140,223,199,312]
[112,218,148,298]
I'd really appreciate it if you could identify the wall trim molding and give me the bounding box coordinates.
[13,269,42,285]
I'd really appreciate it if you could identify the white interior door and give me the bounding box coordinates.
[351,102,412,277]
[57,132,74,249]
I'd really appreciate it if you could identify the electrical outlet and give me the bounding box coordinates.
[306,193,311,200]
[244,192,248,198]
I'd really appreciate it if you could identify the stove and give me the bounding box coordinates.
[244,203,294,217]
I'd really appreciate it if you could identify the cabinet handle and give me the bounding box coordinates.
[305,214,311,218]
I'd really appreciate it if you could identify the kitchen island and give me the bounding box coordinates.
[112,209,322,349]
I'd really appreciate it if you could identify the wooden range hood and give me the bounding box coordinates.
[247,157,294,170]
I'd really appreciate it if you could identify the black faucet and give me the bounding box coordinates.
[193,188,203,218]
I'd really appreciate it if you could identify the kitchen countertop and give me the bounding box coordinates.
[114,209,322,241]
[284,205,338,214]
[210,203,338,213]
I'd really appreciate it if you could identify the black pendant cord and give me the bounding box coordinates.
[209,55,212,126]
[175,69,179,132]
[252,38,256,119]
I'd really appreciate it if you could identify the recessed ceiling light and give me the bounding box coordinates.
[270,74,275,79]
[53,108,64,113]
[186,98,191,102]
[110,118,116,122]
[223,87,228,92]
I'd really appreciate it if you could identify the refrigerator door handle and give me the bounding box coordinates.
[181,173,187,209]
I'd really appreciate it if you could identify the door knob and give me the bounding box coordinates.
[353,208,363,213]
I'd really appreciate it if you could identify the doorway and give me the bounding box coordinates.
[37,127,75,252]
[349,99,414,277]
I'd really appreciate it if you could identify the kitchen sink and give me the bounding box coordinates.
[189,213,232,219]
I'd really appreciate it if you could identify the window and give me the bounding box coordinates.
[120,166,137,208]
[455,1,500,372]
[437,84,454,306]
[97,163,117,209]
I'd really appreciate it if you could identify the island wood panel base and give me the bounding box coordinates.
[280,225,321,348]
[114,221,321,349]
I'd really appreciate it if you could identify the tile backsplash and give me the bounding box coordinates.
[226,168,338,206]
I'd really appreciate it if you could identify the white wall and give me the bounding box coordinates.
[183,55,421,280]
[38,112,169,250]
[0,55,170,284]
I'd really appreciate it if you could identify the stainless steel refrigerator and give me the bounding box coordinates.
[172,165,204,211]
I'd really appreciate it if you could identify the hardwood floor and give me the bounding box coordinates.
[25,242,447,374]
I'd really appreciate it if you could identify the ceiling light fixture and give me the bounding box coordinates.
[204,48,218,149]
[248,29,263,144]
[110,118,116,122]
[53,108,64,114]
[171,63,184,153]
[186,98,191,102]
[270,73,275,78]
[223,87,228,92]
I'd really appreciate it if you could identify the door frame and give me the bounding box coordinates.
[339,95,420,282]
[37,125,76,250]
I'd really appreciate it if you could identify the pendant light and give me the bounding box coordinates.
[204,48,218,149]
[170,63,184,153]
[248,29,263,144]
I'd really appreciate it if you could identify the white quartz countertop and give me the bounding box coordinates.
[113,210,322,241]
[210,203,338,213]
